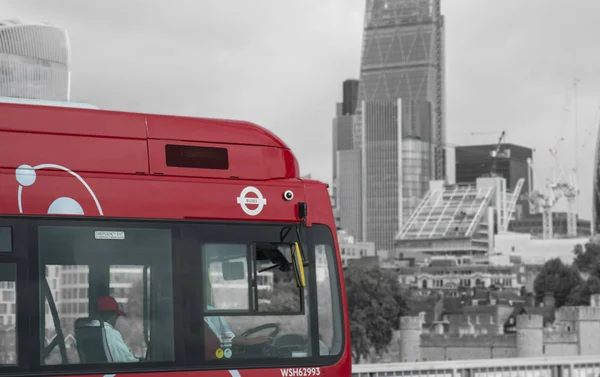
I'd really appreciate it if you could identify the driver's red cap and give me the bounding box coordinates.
[96,296,126,316]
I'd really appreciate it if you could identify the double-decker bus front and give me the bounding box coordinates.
[0,102,350,377]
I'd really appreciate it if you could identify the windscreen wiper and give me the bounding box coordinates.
[258,262,291,273]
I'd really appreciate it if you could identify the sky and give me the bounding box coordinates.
[3,0,600,220]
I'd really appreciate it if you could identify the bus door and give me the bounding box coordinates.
[38,223,175,365]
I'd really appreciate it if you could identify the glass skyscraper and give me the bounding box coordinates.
[356,0,445,252]
[0,20,70,101]
[594,122,600,235]
[333,80,362,240]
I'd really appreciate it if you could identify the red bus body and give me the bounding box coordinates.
[0,102,351,377]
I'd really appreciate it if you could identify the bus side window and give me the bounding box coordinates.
[0,263,17,365]
[38,225,175,366]
[315,244,343,357]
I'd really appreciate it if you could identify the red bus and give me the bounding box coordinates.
[0,100,350,377]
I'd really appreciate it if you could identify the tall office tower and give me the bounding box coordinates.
[355,0,445,252]
[333,80,363,239]
[360,98,431,252]
[333,80,359,186]
[355,1,445,178]
[337,149,362,239]
[594,122,600,234]
[342,79,359,116]
[0,20,71,101]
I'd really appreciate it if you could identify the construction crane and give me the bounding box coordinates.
[548,146,580,237]
[524,157,561,240]
[523,144,580,239]
[490,130,510,176]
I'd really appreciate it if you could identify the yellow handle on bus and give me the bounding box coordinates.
[292,242,306,288]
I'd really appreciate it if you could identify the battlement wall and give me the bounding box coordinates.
[543,331,579,344]
[406,329,588,361]
[516,314,543,328]
[399,315,423,330]
[400,301,600,361]
[421,334,516,348]
[555,306,600,322]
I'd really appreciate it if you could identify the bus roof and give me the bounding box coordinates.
[0,101,290,149]
[0,101,299,180]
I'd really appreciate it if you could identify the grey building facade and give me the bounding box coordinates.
[593,124,600,234]
[360,98,433,252]
[0,20,70,101]
[455,143,533,217]
[333,79,362,240]
[337,149,362,239]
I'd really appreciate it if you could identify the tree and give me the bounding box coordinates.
[534,258,582,308]
[258,279,302,312]
[344,265,409,363]
[573,241,600,274]
[567,275,600,306]
[519,285,527,297]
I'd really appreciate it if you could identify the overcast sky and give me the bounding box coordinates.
[3,0,599,219]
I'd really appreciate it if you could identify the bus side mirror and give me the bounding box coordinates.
[291,242,306,288]
[222,261,245,280]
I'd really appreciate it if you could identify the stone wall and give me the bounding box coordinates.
[397,297,600,362]
[420,334,516,361]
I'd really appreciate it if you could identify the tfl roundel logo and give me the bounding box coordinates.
[236,186,267,216]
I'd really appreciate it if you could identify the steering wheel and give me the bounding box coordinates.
[272,334,308,357]
[240,323,280,339]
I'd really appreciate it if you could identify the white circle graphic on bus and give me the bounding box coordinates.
[236,186,267,216]
[15,163,104,216]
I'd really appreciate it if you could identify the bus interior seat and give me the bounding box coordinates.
[74,318,113,363]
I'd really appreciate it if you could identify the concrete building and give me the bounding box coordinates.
[337,229,376,267]
[393,261,534,296]
[333,80,362,240]
[336,150,362,238]
[509,212,592,238]
[491,232,588,265]
[0,19,70,101]
[455,143,532,216]
[593,120,600,234]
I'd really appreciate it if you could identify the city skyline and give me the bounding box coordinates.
[2,0,599,222]
[1,2,600,372]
